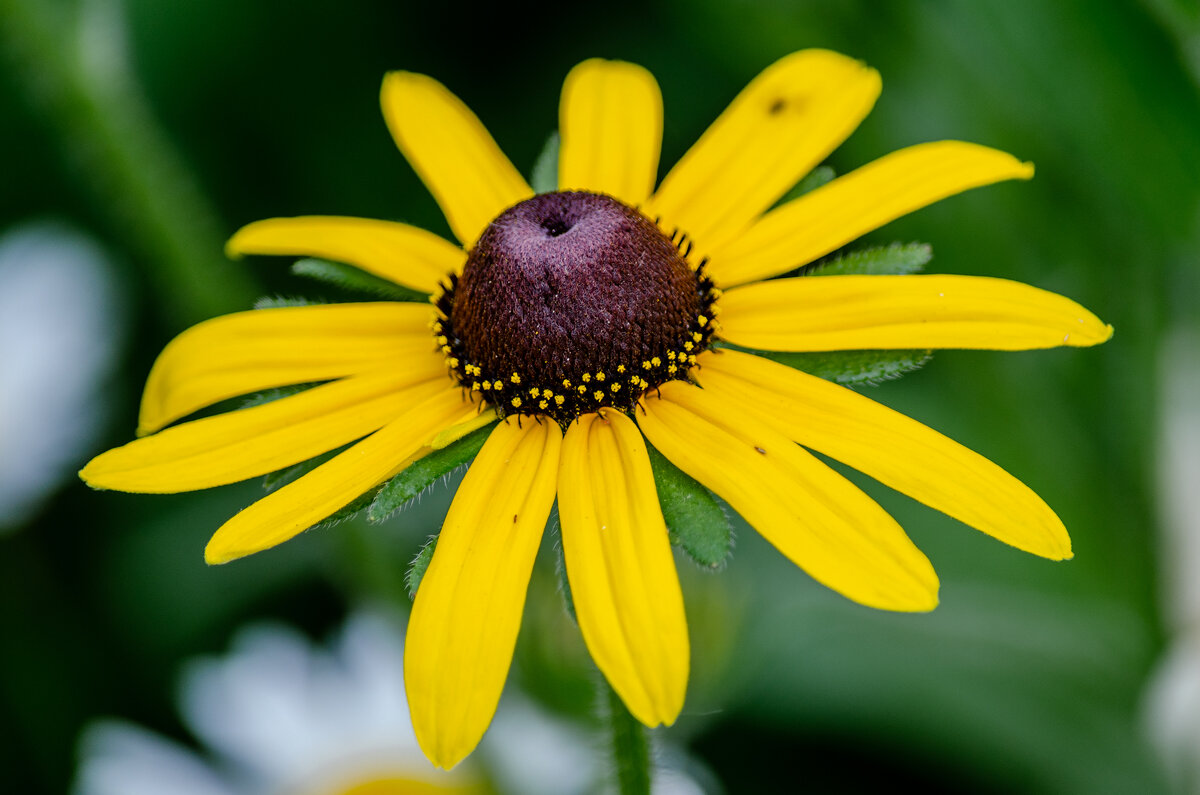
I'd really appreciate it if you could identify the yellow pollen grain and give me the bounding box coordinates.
[593,390,604,401]
[441,345,452,354]
[436,335,448,345]
[684,341,694,351]
[611,383,621,393]
[538,399,548,409]
[596,372,606,381]
[511,397,522,408]
[482,381,491,390]
[511,373,521,384]
[542,388,552,399]
[651,356,661,367]
[698,315,708,326]
[617,364,626,373]
[529,387,540,397]
[692,332,703,342]
[493,381,503,390]
[687,354,697,365]
[583,373,592,383]
[471,382,480,391]
[642,360,652,370]
[554,395,565,406]
[667,351,677,361]
[577,385,587,394]
[668,364,678,374]
[448,357,459,368]
[562,379,572,388]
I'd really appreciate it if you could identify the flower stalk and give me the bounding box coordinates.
[604,678,652,795]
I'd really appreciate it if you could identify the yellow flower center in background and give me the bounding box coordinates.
[433,190,719,423]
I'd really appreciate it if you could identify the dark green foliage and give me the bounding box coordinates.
[366,422,497,523]
[405,535,438,599]
[291,257,429,301]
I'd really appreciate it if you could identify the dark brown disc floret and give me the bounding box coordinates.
[434,191,719,424]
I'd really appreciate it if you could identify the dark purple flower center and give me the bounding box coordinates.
[434,191,718,423]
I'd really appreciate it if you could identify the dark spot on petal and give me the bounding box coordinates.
[754,446,766,455]
[768,98,786,115]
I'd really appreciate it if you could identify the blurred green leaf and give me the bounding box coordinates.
[253,295,323,309]
[291,258,428,301]
[647,443,732,569]
[778,164,836,204]
[367,422,496,523]
[735,347,933,387]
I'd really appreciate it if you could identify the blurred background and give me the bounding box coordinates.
[2,0,1199,792]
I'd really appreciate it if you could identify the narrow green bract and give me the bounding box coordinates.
[406,535,438,599]
[367,422,497,524]
[292,257,429,301]
[646,444,732,569]
[530,132,560,194]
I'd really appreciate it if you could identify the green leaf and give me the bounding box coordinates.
[366,422,497,523]
[530,132,560,194]
[777,164,836,205]
[807,242,931,276]
[552,521,576,622]
[254,295,322,309]
[406,535,438,599]
[740,347,933,387]
[646,443,732,569]
[291,258,428,301]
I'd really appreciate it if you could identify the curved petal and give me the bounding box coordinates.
[226,216,462,293]
[709,141,1035,286]
[558,410,688,727]
[138,303,438,435]
[204,385,472,565]
[718,274,1114,351]
[81,373,449,494]
[558,59,662,206]
[647,50,880,252]
[406,418,561,770]
[696,350,1071,558]
[638,382,938,611]
[381,72,533,247]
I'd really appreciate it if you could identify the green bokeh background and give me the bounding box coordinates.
[2,0,1198,792]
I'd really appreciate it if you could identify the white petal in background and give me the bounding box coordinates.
[73,608,715,794]
[0,221,123,530]
[1143,326,1200,794]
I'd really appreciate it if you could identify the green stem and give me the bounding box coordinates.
[604,680,652,795]
[0,0,257,324]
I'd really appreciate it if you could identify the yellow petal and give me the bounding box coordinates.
[558,59,662,205]
[638,382,938,611]
[558,410,688,727]
[138,302,438,435]
[226,216,462,293]
[710,141,1036,286]
[83,372,450,493]
[406,418,561,769]
[646,50,880,252]
[719,274,1114,351]
[381,72,533,247]
[697,349,1071,558]
[204,386,470,565]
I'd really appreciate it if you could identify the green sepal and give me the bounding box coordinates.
[254,295,322,309]
[778,164,836,204]
[241,382,321,411]
[366,421,498,524]
[260,444,380,530]
[406,535,438,599]
[291,257,429,302]
[732,346,933,387]
[646,443,732,569]
[553,520,577,622]
[807,241,931,277]
[530,132,560,194]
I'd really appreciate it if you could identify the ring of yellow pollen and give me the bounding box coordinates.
[434,191,719,424]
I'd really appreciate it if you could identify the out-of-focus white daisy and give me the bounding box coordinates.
[74,609,713,795]
[1143,327,1200,794]
[0,221,122,530]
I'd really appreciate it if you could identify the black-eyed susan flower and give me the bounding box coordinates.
[81,50,1113,769]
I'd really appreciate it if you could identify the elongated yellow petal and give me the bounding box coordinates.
[719,274,1114,351]
[558,59,662,206]
[137,303,439,435]
[558,410,688,727]
[710,141,1035,286]
[647,50,880,252]
[638,382,938,611]
[406,418,561,769]
[381,72,533,247]
[82,372,450,493]
[697,350,1071,558]
[226,216,462,293]
[204,386,471,565]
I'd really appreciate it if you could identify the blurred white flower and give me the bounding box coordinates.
[74,609,713,795]
[1143,327,1200,794]
[0,221,122,530]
